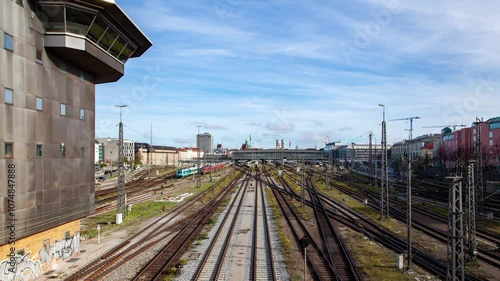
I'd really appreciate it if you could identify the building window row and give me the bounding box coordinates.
[490,122,500,130]
[443,134,454,141]
[4,93,85,120]
[3,143,86,158]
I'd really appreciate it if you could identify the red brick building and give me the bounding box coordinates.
[441,117,500,167]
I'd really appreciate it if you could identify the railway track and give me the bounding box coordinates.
[194,175,252,280]
[132,172,242,281]
[326,176,500,269]
[261,169,340,281]
[265,166,487,281]
[65,171,242,281]
[304,175,362,281]
[253,169,277,281]
[194,169,278,281]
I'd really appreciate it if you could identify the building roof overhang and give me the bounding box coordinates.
[33,0,152,83]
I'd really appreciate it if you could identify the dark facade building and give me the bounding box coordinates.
[0,0,151,278]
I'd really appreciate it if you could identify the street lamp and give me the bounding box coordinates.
[115,104,127,222]
[378,104,389,219]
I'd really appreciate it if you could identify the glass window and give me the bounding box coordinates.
[118,44,135,63]
[65,7,95,36]
[4,88,13,104]
[97,27,118,51]
[36,144,43,157]
[80,109,85,120]
[36,49,43,64]
[473,129,476,134]
[4,33,13,51]
[490,139,493,146]
[490,132,493,138]
[61,103,66,116]
[5,143,13,158]
[80,71,85,81]
[39,5,65,32]
[60,144,65,157]
[473,136,476,142]
[87,16,108,44]
[80,147,84,157]
[36,97,43,111]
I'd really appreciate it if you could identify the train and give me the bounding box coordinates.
[175,166,200,178]
[176,162,230,178]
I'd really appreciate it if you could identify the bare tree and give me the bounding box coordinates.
[437,144,452,168]
[490,137,500,167]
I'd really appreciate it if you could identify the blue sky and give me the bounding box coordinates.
[95,0,500,149]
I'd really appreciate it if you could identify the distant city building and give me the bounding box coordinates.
[197,132,214,153]
[95,140,104,163]
[390,134,441,161]
[439,117,500,167]
[332,144,385,165]
[214,143,230,155]
[96,138,135,164]
[178,147,205,163]
[135,143,178,166]
[0,0,151,277]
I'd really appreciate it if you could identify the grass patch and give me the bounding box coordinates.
[347,231,412,281]
[477,220,500,236]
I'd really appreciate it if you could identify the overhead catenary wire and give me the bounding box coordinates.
[348,123,382,144]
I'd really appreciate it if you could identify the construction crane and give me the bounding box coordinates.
[389,116,420,145]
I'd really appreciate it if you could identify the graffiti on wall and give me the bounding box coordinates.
[39,232,80,266]
[0,232,80,280]
[0,253,42,281]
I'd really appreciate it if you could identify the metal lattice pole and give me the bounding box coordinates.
[369,131,373,184]
[465,161,477,261]
[407,159,413,272]
[475,118,484,217]
[197,126,201,188]
[447,176,464,281]
[380,107,389,219]
[116,105,127,217]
